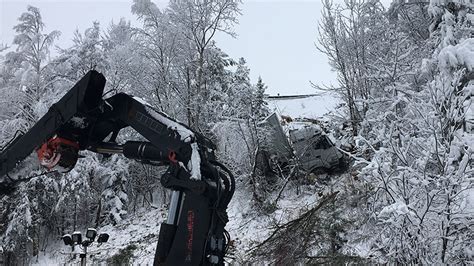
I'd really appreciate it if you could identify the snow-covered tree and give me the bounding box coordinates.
[317,0,473,264]
[0,6,64,263]
[95,155,130,225]
[11,5,60,112]
[132,0,194,119]
[0,5,59,133]
[102,19,143,94]
[54,22,105,81]
[167,0,242,130]
[253,76,270,120]
[317,0,381,136]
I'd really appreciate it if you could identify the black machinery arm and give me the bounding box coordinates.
[0,71,105,179]
[0,70,234,265]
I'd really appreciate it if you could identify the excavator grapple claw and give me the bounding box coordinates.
[36,136,79,173]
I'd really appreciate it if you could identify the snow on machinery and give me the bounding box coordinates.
[0,70,234,265]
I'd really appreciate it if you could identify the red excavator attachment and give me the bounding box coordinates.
[36,136,79,173]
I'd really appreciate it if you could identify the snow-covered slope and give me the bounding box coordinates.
[266,94,339,119]
[34,207,167,265]
[32,178,335,265]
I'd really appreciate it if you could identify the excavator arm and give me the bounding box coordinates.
[0,70,105,180]
[0,70,234,265]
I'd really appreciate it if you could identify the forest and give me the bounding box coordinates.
[0,0,472,264]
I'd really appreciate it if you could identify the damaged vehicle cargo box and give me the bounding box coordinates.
[258,113,294,165]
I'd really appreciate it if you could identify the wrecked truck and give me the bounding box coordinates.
[257,113,343,174]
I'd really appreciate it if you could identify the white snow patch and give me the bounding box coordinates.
[378,201,412,218]
[266,95,339,119]
[145,106,194,142]
[34,207,168,265]
[188,142,202,180]
[459,187,474,213]
[438,38,474,71]
[132,96,152,107]
[70,116,87,129]
[286,121,322,132]
[467,13,474,24]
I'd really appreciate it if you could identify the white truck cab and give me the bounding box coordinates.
[259,113,343,174]
[288,122,342,172]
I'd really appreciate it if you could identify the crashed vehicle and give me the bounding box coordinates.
[257,113,343,174]
[288,122,343,173]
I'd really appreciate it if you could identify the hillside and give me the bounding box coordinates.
[1,0,473,265]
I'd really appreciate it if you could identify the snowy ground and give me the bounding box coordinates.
[225,176,339,263]
[32,178,331,265]
[34,206,168,265]
[266,94,339,119]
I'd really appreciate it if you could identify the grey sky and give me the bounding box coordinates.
[216,1,336,95]
[0,0,391,96]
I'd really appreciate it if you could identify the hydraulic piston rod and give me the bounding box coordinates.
[90,141,170,162]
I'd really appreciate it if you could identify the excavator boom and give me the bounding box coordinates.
[0,70,234,265]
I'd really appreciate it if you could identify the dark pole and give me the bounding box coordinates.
[80,245,87,266]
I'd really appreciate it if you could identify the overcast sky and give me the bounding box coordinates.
[0,0,391,96]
